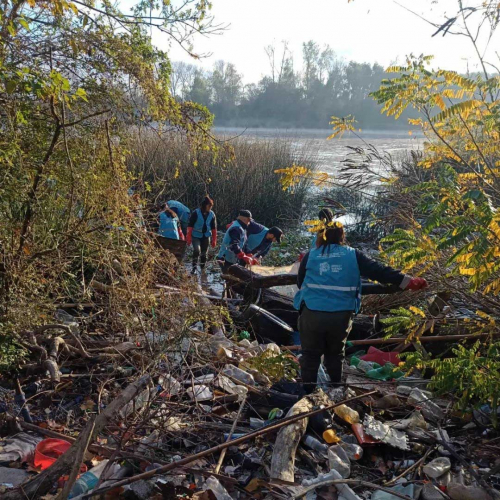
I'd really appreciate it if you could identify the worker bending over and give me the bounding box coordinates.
[167,199,190,236]
[294,223,427,394]
[217,210,256,272]
[158,204,185,240]
[186,196,217,272]
[244,220,283,263]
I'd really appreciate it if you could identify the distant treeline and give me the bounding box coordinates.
[170,40,418,130]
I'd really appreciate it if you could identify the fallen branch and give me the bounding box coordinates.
[291,478,414,500]
[214,395,247,474]
[5,374,151,500]
[84,390,376,498]
[58,417,95,500]
[282,331,500,350]
[35,323,90,358]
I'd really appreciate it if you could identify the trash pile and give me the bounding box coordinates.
[1,271,500,499]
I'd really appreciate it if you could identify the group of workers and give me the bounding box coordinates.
[157,198,283,273]
[159,197,429,393]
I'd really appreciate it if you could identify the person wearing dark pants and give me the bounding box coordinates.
[186,196,217,272]
[294,223,428,394]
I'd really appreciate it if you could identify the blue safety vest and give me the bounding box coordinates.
[245,226,268,253]
[218,220,247,264]
[167,200,190,224]
[192,208,215,238]
[158,212,180,240]
[293,244,362,313]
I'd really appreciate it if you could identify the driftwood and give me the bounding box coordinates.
[4,374,151,500]
[225,264,402,295]
[270,397,314,482]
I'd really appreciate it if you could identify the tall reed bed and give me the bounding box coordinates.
[127,129,318,228]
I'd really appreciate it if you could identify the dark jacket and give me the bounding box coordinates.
[297,247,409,290]
[227,219,248,255]
[246,220,272,258]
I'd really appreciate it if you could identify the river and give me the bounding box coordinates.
[214,127,424,175]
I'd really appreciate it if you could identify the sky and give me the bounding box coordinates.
[151,0,499,83]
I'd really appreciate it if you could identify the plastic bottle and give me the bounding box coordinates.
[68,460,110,498]
[309,412,340,444]
[340,442,363,460]
[333,404,360,424]
[328,445,351,478]
[302,434,329,455]
[222,364,255,386]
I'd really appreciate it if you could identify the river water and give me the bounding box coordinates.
[214,127,424,175]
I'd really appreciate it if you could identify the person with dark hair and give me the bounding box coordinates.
[186,196,217,272]
[295,223,427,393]
[217,210,255,272]
[244,220,283,263]
[158,204,184,240]
[311,208,335,247]
[167,200,191,236]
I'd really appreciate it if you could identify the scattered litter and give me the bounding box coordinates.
[363,415,409,450]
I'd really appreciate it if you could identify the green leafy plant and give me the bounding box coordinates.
[402,341,500,427]
[244,351,299,383]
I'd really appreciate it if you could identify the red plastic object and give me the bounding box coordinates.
[34,438,87,471]
[351,423,380,445]
[360,346,400,366]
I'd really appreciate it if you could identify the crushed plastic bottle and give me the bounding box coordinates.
[203,476,233,500]
[340,442,363,460]
[186,385,213,401]
[328,444,351,478]
[423,457,451,478]
[302,469,362,500]
[351,357,381,373]
[407,388,445,421]
[68,460,112,498]
[158,374,182,396]
[222,364,255,386]
[333,404,360,424]
[119,387,154,419]
[302,434,328,456]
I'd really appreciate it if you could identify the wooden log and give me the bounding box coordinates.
[225,265,402,295]
[270,397,314,482]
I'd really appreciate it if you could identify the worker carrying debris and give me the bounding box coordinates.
[166,199,191,236]
[294,222,427,393]
[157,203,185,241]
[217,209,256,272]
[186,196,217,272]
[244,220,283,263]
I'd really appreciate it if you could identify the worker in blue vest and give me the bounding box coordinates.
[158,204,185,240]
[167,200,191,236]
[244,220,284,263]
[217,210,256,272]
[186,196,217,272]
[294,223,428,393]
